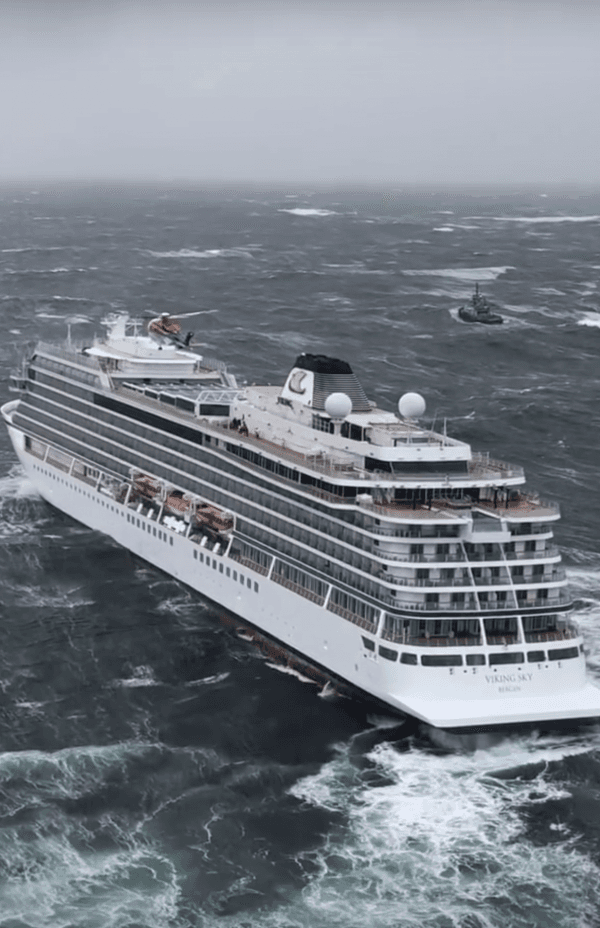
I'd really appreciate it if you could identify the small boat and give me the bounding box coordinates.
[458,283,504,325]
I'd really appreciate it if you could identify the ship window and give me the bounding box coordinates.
[527,650,545,662]
[233,571,238,581]
[421,654,463,667]
[136,519,140,527]
[400,652,417,665]
[548,647,579,661]
[193,549,197,559]
[379,646,398,662]
[170,537,173,546]
[489,652,525,665]
[199,552,204,562]
[247,578,252,588]
[219,563,223,573]
[213,559,217,569]
[226,567,230,577]
[254,582,259,592]
[466,654,486,666]
[362,637,375,651]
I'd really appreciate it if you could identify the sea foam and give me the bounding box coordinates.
[403,266,513,281]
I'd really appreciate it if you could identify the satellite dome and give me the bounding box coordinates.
[398,392,426,418]
[325,392,353,419]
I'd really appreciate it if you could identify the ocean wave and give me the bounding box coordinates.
[264,661,318,685]
[186,672,230,687]
[322,262,388,275]
[493,215,600,224]
[0,741,181,928]
[279,208,337,217]
[113,664,159,688]
[147,247,256,259]
[403,266,513,281]
[432,226,454,232]
[5,583,95,611]
[577,312,600,328]
[0,470,41,501]
[1,246,77,253]
[4,266,93,275]
[271,736,600,928]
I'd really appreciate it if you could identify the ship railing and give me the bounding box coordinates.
[475,496,560,518]
[27,438,48,461]
[483,634,521,646]
[523,628,579,644]
[388,600,477,612]
[71,460,102,487]
[36,341,102,371]
[469,452,524,479]
[510,569,567,584]
[380,630,483,648]
[229,553,270,578]
[371,526,459,538]
[369,550,468,564]
[509,524,556,536]
[472,574,519,586]
[389,599,536,612]
[325,601,378,632]
[504,546,560,560]
[270,573,326,606]
[386,576,471,588]
[194,355,228,374]
[46,446,73,473]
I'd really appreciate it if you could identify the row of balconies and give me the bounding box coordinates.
[382,588,570,611]
[375,546,559,565]
[380,569,566,589]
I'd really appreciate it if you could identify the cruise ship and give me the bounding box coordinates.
[3,312,600,730]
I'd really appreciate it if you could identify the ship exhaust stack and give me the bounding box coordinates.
[279,353,371,411]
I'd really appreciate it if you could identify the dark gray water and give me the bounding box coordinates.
[1,185,600,928]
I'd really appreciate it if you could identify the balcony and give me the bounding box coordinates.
[523,627,578,644]
[380,629,483,648]
[504,546,559,560]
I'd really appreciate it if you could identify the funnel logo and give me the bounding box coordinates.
[288,370,307,394]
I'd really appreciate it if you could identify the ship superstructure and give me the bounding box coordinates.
[3,313,600,729]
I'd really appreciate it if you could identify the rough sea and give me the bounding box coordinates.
[1,184,599,928]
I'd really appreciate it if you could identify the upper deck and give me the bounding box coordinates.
[24,314,559,519]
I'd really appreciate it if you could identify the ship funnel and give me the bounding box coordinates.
[280,354,371,411]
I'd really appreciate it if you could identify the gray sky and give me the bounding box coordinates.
[1,0,599,184]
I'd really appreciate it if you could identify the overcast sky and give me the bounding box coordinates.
[1,0,598,184]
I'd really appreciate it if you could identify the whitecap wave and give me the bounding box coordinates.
[577,312,600,328]
[0,471,41,500]
[279,208,337,217]
[186,672,230,687]
[278,734,600,928]
[0,741,180,928]
[147,247,255,259]
[432,226,454,232]
[403,266,513,281]
[494,215,600,224]
[114,665,158,688]
[264,661,318,685]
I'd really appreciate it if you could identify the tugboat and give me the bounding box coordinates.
[458,283,504,325]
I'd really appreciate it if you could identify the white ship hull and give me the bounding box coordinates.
[6,406,600,731]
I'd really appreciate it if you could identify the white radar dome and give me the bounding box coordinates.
[398,392,426,419]
[325,392,353,419]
